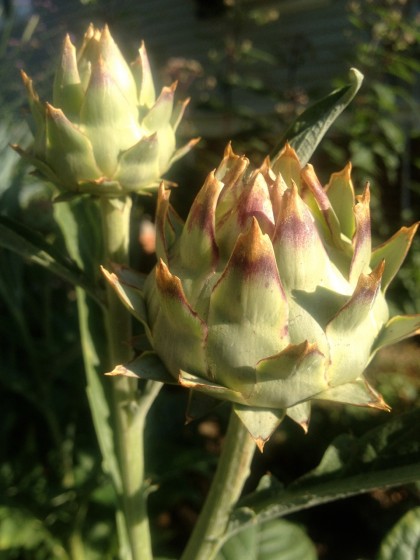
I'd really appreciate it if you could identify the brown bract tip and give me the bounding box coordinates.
[63,33,75,50]
[260,155,271,173]
[371,259,385,284]
[100,265,117,284]
[84,23,95,40]
[355,182,370,206]
[101,23,111,39]
[188,137,201,148]
[223,141,235,158]
[344,161,352,175]
[255,436,267,453]
[299,421,309,434]
[20,69,29,82]
[347,259,385,308]
[105,364,139,378]
[155,259,184,299]
[167,81,178,93]
[230,218,279,279]
[279,142,300,162]
[45,102,64,120]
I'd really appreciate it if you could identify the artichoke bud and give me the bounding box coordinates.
[106,143,419,449]
[15,24,198,196]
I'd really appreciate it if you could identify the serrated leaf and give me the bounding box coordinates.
[53,199,124,498]
[216,518,317,560]
[377,507,420,560]
[0,215,103,305]
[227,409,420,535]
[271,68,363,165]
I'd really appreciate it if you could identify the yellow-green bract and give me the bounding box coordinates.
[15,24,198,196]
[104,144,419,450]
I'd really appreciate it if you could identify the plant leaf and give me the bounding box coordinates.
[216,518,317,560]
[53,199,124,500]
[377,507,420,560]
[0,505,68,559]
[226,409,420,539]
[271,68,364,165]
[0,215,103,305]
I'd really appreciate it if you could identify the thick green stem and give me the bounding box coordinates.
[55,196,156,560]
[181,410,256,560]
[100,196,153,560]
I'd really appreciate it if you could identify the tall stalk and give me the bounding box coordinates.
[181,411,256,560]
[55,196,157,560]
[100,196,153,560]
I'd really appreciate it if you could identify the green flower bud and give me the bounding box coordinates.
[14,24,198,196]
[104,144,419,449]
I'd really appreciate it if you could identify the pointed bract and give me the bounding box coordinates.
[101,265,151,339]
[325,162,355,240]
[326,261,385,385]
[132,41,156,108]
[143,83,176,133]
[21,71,44,125]
[153,260,208,379]
[207,219,289,392]
[350,184,371,286]
[253,341,327,408]
[301,164,343,249]
[315,378,390,411]
[233,404,285,451]
[270,143,302,190]
[371,222,419,292]
[106,351,175,385]
[179,170,223,272]
[45,103,102,188]
[287,401,311,433]
[155,184,174,263]
[114,133,160,191]
[98,24,138,109]
[53,35,84,118]
[179,370,247,405]
[273,182,350,293]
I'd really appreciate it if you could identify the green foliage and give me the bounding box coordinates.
[216,518,317,560]
[0,215,102,304]
[0,505,69,559]
[227,408,420,540]
[377,507,420,560]
[272,68,363,166]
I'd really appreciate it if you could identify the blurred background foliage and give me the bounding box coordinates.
[0,0,419,558]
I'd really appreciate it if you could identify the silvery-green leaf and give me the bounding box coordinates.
[271,68,364,165]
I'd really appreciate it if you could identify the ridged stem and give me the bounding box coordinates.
[181,410,256,560]
[54,194,157,559]
[100,196,153,560]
